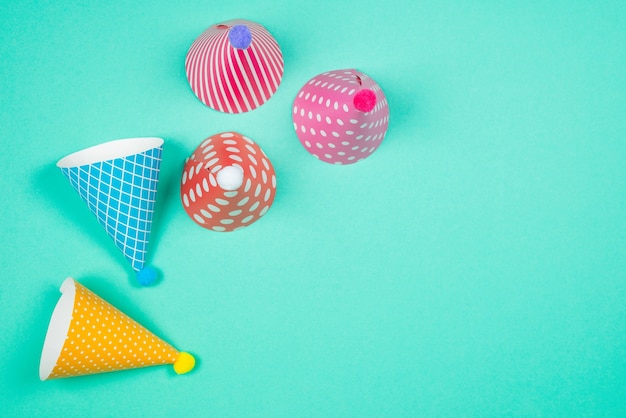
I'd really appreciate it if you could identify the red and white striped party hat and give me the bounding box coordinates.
[185,19,284,114]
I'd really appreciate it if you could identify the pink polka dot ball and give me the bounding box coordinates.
[292,69,389,165]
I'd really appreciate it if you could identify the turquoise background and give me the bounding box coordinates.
[1,0,625,416]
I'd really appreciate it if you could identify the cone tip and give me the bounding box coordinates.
[136,266,158,286]
[174,352,196,375]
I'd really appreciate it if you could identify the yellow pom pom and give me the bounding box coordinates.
[173,352,195,375]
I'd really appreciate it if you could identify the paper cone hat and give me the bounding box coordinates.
[181,132,276,231]
[40,278,195,380]
[57,138,163,285]
[292,69,390,165]
[185,19,284,113]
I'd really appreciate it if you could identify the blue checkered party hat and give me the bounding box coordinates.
[57,138,164,286]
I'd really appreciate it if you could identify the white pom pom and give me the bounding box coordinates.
[216,166,244,191]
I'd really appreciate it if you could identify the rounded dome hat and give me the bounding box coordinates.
[185,19,284,113]
[292,69,389,165]
[181,132,277,231]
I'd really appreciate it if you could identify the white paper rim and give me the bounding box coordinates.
[39,278,77,381]
[56,137,164,168]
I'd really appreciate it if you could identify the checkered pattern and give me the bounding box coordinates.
[60,146,163,272]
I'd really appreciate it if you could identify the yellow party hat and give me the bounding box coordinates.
[39,278,195,380]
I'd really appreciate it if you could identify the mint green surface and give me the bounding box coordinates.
[1,1,625,416]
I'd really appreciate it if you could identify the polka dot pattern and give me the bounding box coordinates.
[48,280,179,379]
[292,69,390,165]
[181,132,277,231]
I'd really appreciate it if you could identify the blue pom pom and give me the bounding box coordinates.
[136,266,158,286]
[228,25,252,49]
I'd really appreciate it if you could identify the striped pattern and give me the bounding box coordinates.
[185,19,284,113]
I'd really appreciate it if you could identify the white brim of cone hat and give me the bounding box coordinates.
[40,279,77,380]
[57,138,164,168]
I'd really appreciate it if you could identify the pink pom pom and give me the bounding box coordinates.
[353,89,377,112]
